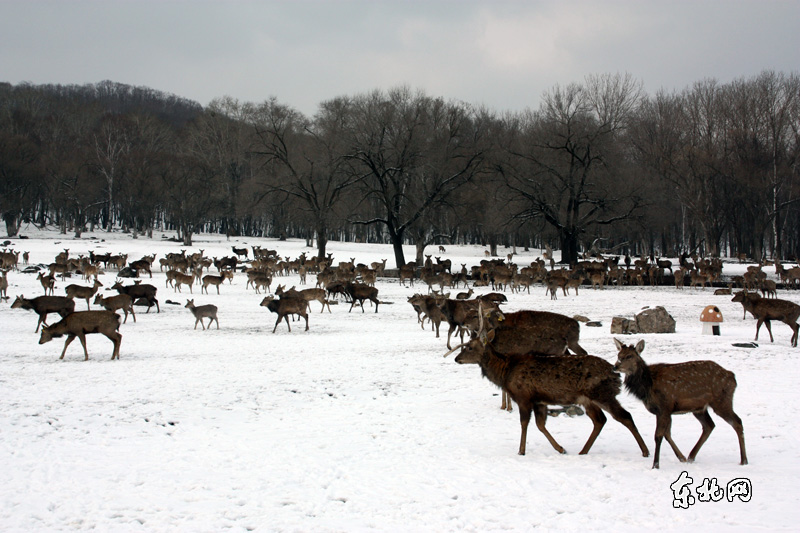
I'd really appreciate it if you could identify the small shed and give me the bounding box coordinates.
[700,305,723,336]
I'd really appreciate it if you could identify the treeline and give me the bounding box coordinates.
[1,73,798,267]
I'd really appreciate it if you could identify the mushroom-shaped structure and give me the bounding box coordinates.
[700,305,723,335]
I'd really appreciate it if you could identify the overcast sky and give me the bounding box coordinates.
[2,1,798,116]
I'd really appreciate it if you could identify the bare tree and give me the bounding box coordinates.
[346,87,488,267]
[502,74,645,264]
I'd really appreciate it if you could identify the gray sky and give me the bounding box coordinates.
[2,0,798,116]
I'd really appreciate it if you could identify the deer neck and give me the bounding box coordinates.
[479,345,512,389]
[622,360,655,407]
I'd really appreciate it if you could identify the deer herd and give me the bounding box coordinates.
[3,243,800,468]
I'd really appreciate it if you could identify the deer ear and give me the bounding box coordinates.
[486,329,496,343]
[613,338,623,350]
[635,339,645,354]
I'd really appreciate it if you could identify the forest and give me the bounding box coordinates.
[1,71,798,267]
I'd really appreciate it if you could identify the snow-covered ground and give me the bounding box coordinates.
[1,227,798,532]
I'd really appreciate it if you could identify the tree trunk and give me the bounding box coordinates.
[3,213,19,237]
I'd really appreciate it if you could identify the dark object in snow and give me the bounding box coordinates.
[731,342,758,349]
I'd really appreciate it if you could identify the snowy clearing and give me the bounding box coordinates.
[1,228,798,532]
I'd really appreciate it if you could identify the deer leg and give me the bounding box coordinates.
[130,305,136,323]
[533,403,565,454]
[763,319,775,342]
[711,404,748,466]
[59,335,77,360]
[789,322,798,347]
[578,403,607,455]
[272,316,281,333]
[601,400,650,457]
[516,404,532,455]
[77,333,89,361]
[687,409,715,463]
[107,331,122,360]
[501,390,513,412]
[303,314,309,331]
[659,415,687,464]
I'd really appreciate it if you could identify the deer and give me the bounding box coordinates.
[202,271,233,294]
[11,295,76,332]
[93,293,136,323]
[613,339,747,468]
[0,268,8,300]
[111,281,160,313]
[64,279,103,310]
[444,309,650,458]
[260,295,309,333]
[128,258,153,278]
[39,310,122,361]
[731,291,799,347]
[172,271,198,293]
[474,308,588,412]
[345,282,380,313]
[231,246,249,259]
[184,299,219,330]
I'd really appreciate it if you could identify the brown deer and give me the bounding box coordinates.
[185,299,219,330]
[202,271,233,294]
[93,293,136,323]
[445,331,650,458]
[11,295,76,332]
[111,281,159,313]
[731,291,799,347]
[260,295,309,333]
[172,271,197,293]
[613,339,747,468]
[37,272,56,295]
[39,310,122,361]
[0,268,8,300]
[345,282,380,313]
[476,308,588,412]
[64,279,103,310]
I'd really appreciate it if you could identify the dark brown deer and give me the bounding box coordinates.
[260,295,309,333]
[345,282,379,313]
[445,332,650,458]
[111,281,159,313]
[64,279,103,310]
[39,310,122,361]
[11,295,76,332]
[93,293,136,323]
[185,299,219,330]
[732,290,799,347]
[128,258,152,278]
[613,339,747,468]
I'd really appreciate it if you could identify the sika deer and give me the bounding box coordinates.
[37,272,56,295]
[260,295,309,333]
[732,290,800,347]
[184,299,219,330]
[0,268,7,300]
[345,282,380,313]
[94,293,136,323]
[64,279,103,310]
[613,339,747,468]
[11,295,76,332]
[445,332,650,458]
[111,281,160,313]
[39,310,122,361]
[202,271,233,294]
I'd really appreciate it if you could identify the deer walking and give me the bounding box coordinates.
[613,339,747,468]
[94,293,136,323]
[446,335,649,458]
[185,299,219,330]
[11,295,75,332]
[65,279,103,310]
[732,290,799,347]
[39,310,122,361]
